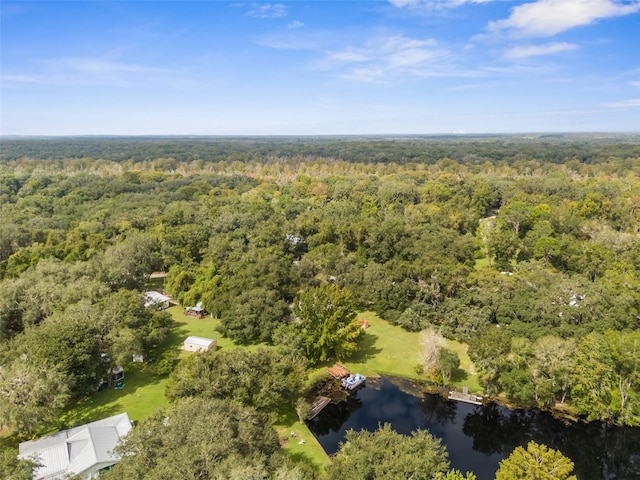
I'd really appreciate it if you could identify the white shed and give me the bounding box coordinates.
[183,336,216,352]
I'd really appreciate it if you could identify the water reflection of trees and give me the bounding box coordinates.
[307,395,363,436]
[419,394,457,425]
[462,403,640,479]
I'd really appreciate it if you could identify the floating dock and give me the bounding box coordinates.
[448,390,483,405]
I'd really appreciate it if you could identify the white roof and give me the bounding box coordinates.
[144,291,170,308]
[19,412,132,480]
[184,336,215,347]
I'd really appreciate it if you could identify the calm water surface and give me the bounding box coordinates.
[307,377,640,480]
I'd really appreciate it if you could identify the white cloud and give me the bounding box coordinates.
[504,42,579,58]
[1,74,41,84]
[489,0,640,37]
[2,57,164,88]
[629,80,640,87]
[287,20,304,29]
[388,0,495,8]
[315,35,452,82]
[246,3,287,18]
[48,58,154,75]
[603,98,640,107]
[388,0,419,6]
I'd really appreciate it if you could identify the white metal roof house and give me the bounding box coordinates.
[183,335,216,352]
[18,412,133,480]
[143,291,171,310]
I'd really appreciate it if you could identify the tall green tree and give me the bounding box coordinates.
[165,348,307,413]
[495,441,576,480]
[0,359,70,435]
[327,423,450,480]
[16,303,103,395]
[291,284,363,364]
[571,331,640,425]
[468,326,512,395]
[107,397,303,480]
[0,447,39,480]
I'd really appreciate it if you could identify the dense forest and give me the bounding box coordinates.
[1,136,639,478]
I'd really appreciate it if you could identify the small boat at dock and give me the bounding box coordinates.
[342,373,366,390]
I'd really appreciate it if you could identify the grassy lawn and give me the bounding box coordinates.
[60,306,225,430]
[274,410,332,470]
[474,256,491,270]
[316,311,482,394]
[341,311,423,379]
[59,363,169,430]
[446,339,483,393]
[43,306,481,472]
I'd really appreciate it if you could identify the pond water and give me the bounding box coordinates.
[307,377,640,480]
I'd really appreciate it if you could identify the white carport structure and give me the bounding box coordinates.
[143,291,171,310]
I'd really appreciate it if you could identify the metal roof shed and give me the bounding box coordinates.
[183,336,216,352]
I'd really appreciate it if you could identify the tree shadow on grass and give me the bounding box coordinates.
[58,363,167,433]
[282,450,326,475]
[57,402,124,433]
[451,367,469,384]
[349,331,383,364]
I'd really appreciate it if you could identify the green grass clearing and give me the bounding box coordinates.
[60,306,230,430]
[39,306,481,473]
[446,339,483,393]
[340,311,424,379]
[274,409,331,471]
[311,311,482,394]
[474,256,491,270]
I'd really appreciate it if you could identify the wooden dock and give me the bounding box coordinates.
[326,363,350,379]
[307,396,331,420]
[448,390,483,405]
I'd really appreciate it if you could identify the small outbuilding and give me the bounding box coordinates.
[183,336,216,353]
[144,291,171,310]
[185,302,207,318]
[110,366,124,383]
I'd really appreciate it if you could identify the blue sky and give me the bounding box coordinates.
[1,0,639,135]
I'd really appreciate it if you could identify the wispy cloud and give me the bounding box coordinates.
[629,80,640,87]
[489,0,640,37]
[246,3,287,18]
[504,42,579,59]
[314,35,458,82]
[603,98,640,108]
[46,57,155,75]
[1,74,42,85]
[2,57,164,88]
[287,20,304,29]
[388,0,495,8]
